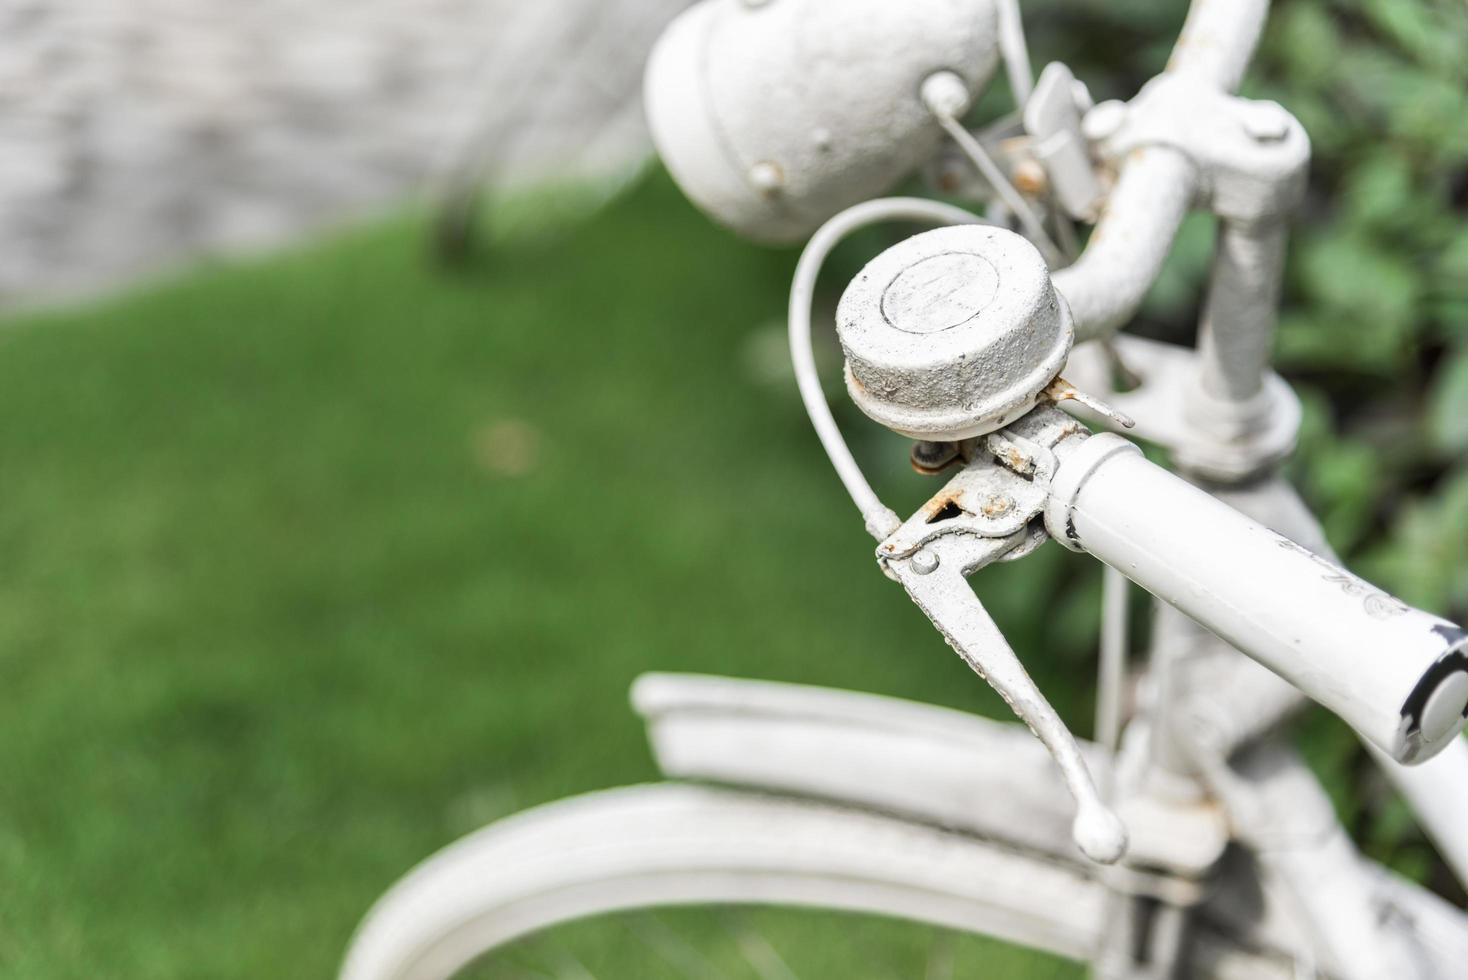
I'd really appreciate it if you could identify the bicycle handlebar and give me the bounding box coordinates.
[1046,434,1468,765]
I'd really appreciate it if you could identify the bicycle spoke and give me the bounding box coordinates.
[721,913,800,980]
[628,912,730,980]
[504,939,586,980]
[549,948,597,980]
[925,932,956,980]
[485,947,557,980]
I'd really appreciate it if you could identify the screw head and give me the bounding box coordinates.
[910,549,940,575]
[1239,101,1291,143]
[920,70,973,120]
[1012,159,1048,197]
[980,494,1014,518]
[747,161,783,196]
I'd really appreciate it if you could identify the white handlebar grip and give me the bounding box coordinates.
[1046,434,1468,765]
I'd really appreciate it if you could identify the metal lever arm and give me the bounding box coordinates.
[888,535,1128,864]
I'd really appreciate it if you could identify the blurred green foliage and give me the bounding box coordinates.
[0,5,1464,976]
[0,169,1097,978]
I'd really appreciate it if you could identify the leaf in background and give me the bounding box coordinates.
[1445,469,1468,611]
[1428,347,1468,455]
[1362,0,1466,79]
[1436,229,1468,305]
[1292,388,1389,554]
[1285,230,1421,371]
[1333,46,1404,123]
[1341,152,1421,236]
[1277,312,1382,374]
[1362,465,1468,615]
[1266,1,1342,90]
[1384,73,1468,163]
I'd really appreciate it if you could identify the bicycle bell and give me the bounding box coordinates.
[644,0,1001,242]
[837,224,1074,440]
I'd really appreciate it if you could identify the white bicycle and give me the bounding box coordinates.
[340,2,1468,977]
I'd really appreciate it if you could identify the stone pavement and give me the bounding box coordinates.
[0,0,687,307]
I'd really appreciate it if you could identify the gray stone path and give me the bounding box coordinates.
[0,0,686,307]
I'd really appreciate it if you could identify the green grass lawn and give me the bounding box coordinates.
[0,172,1111,978]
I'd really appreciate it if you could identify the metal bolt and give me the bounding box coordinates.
[1081,101,1128,143]
[910,549,940,575]
[1239,101,1290,143]
[920,71,973,121]
[911,440,959,474]
[980,494,1013,518]
[748,161,783,196]
[912,441,948,464]
[1012,159,1048,197]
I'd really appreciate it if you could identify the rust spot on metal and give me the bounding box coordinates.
[980,494,1013,518]
[1012,160,1048,197]
[1044,376,1079,404]
[925,496,965,524]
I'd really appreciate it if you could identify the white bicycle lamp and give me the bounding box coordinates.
[644,0,1001,242]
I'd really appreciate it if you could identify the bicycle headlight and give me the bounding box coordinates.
[644,0,1001,243]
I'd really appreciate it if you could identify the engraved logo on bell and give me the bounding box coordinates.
[880,252,1000,334]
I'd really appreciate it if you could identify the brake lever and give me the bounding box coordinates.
[878,413,1127,864]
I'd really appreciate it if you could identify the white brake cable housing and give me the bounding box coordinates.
[787,198,993,540]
